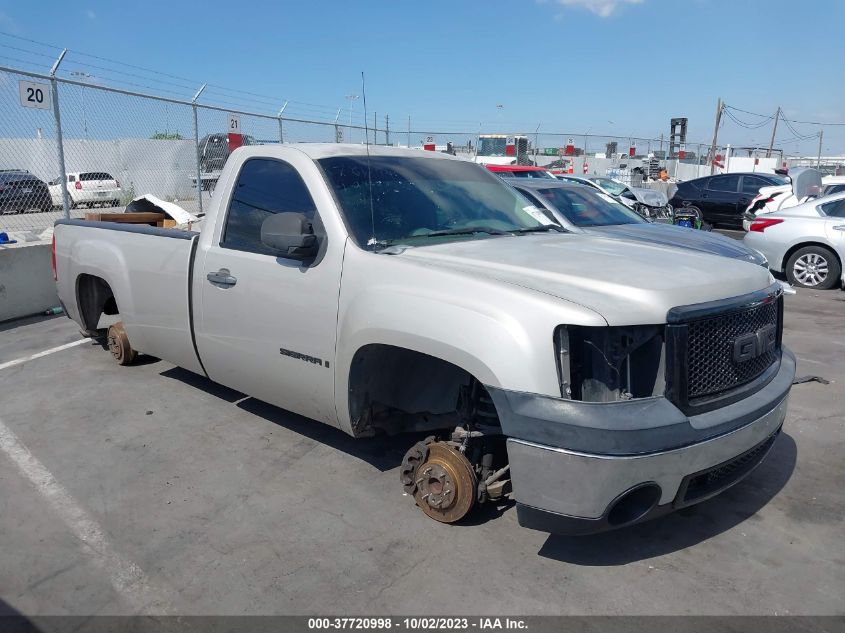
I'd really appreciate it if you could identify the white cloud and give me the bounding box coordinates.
[551,0,645,17]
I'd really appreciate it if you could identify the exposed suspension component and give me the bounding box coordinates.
[400,379,510,523]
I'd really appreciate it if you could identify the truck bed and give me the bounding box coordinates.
[54,219,204,375]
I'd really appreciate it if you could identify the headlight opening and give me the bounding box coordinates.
[555,325,666,402]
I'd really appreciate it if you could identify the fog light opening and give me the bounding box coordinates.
[606,483,661,527]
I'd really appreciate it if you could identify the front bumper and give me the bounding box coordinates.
[488,348,795,535]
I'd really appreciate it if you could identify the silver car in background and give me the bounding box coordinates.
[510,180,768,266]
[743,191,845,289]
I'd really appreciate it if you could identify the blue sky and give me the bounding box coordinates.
[1,0,843,153]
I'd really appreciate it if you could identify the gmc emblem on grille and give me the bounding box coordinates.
[732,324,777,363]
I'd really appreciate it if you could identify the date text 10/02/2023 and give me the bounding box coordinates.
[307,618,528,630]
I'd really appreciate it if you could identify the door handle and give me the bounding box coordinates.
[833,225,845,231]
[207,268,237,286]
[738,197,750,205]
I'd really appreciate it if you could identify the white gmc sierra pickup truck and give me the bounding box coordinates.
[53,144,795,534]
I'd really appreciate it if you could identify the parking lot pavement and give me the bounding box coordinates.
[0,291,842,616]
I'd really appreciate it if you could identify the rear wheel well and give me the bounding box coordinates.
[76,274,118,332]
[347,344,499,437]
[782,241,841,271]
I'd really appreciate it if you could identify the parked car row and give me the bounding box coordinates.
[508,180,766,266]
[485,163,842,291]
[0,170,122,214]
[489,166,703,230]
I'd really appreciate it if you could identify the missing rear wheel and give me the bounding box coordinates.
[107,322,137,365]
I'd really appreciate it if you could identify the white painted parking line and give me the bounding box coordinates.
[0,338,89,372]
[0,416,171,613]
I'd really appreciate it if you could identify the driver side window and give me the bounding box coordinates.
[222,158,319,255]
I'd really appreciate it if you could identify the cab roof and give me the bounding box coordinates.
[262,143,467,162]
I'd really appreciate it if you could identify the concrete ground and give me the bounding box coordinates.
[0,290,842,616]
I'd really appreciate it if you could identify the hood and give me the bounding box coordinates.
[628,187,668,207]
[398,234,773,325]
[590,223,765,264]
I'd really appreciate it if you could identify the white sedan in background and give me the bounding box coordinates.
[743,191,845,289]
[742,168,823,231]
[49,171,122,209]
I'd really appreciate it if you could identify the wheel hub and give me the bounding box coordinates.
[417,462,455,510]
[406,442,477,523]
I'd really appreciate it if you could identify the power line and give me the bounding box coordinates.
[722,107,775,130]
[726,102,845,127]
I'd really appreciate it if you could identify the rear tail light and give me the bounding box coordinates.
[74,181,82,190]
[51,235,57,281]
[750,218,784,232]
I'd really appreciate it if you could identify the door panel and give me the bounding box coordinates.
[703,174,741,225]
[195,157,344,427]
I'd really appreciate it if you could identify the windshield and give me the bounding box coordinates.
[768,175,790,186]
[589,177,627,196]
[534,186,646,227]
[478,138,507,157]
[319,156,551,248]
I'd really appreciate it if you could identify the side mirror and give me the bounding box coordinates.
[260,212,318,260]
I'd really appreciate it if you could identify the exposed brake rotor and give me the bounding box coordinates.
[406,441,477,523]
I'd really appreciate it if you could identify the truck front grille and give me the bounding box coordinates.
[687,300,779,399]
[665,286,783,414]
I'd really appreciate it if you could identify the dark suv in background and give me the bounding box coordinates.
[0,170,52,214]
[669,172,789,229]
[199,133,258,172]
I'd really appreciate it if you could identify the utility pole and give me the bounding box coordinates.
[767,106,780,158]
[374,111,377,145]
[49,48,70,218]
[385,114,390,146]
[709,98,723,175]
[407,115,411,148]
[817,129,824,168]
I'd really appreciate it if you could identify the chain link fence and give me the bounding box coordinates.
[0,63,400,237]
[0,60,755,240]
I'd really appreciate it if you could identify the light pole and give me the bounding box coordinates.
[70,71,93,140]
[345,94,359,142]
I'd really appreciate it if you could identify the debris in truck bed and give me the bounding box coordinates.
[125,194,199,228]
